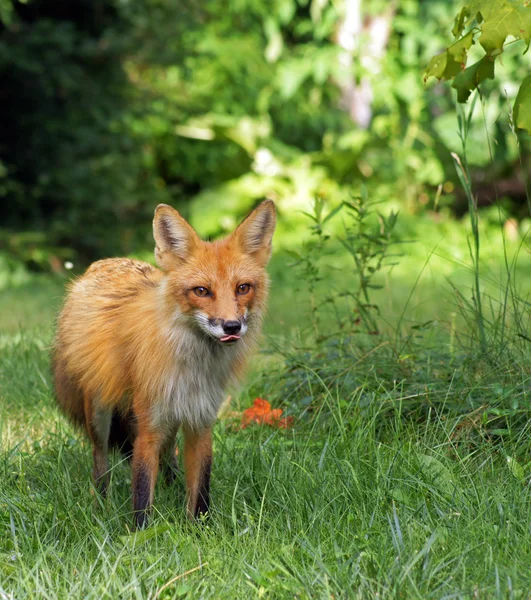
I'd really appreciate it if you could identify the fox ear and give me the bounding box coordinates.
[233,200,276,264]
[153,204,198,269]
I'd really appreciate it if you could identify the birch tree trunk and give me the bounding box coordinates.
[336,0,395,128]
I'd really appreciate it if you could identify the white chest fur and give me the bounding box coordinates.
[151,328,239,431]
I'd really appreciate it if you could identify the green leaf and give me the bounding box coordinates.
[452,55,495,102]
[278,59,312,99]
[514,75,531,133]
[119,523,170,547]
[426,0,531,104]
[264,17,283,63]
[322,202,343,225]
[452,7,471,38]
[506,455,525,483]
[0,0,14,26]
[389,488,412,505]
[474,0,531,55]
[417,454,455,496]
[424,31,476,83]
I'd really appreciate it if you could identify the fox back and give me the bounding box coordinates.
[52,200,276,526]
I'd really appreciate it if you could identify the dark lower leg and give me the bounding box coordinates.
[132,428,162,529]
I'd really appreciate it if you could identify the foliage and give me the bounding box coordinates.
[2,0,529,269]
[340,189,400,333]
[264,118,531,435]
[286,198,342,336]
[237,397,294,429]
[0,0,186,262]
[425,0,531,133]
[288,190,401,341]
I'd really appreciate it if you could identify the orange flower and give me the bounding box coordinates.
[241,398,294,429]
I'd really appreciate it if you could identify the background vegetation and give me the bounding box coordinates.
[1,0,530,271]
[1,0,531,598]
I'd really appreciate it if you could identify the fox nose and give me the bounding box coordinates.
[222,320,241,335]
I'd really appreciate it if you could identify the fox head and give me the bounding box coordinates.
[153,200,276,345]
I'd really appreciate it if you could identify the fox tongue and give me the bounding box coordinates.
[219,335,241,342]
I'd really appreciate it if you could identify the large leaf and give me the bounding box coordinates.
[452,55,495,102]
[425,0,531,104]
[514,75,531,133]
[470,0,531,55]
[424,31,476,83]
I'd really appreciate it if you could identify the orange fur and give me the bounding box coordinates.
[52,201,276,526]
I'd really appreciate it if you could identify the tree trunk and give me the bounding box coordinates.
[336,0,395,128]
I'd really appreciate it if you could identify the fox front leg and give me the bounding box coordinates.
[183,426,212,519]
[131,423,163,529]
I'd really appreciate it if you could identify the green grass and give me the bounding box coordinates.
[2,332,531,599]
[2,212,531,599]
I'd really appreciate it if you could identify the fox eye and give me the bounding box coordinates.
[193,287,210,297]
[237,283,251,295]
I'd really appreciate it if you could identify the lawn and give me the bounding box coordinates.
[1,213,531,599]
[5,0,531,596]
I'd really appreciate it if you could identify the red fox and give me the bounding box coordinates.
[52,200,276,527]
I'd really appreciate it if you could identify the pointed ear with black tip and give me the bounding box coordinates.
[233,200,276,265]
[153,204,199,270]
